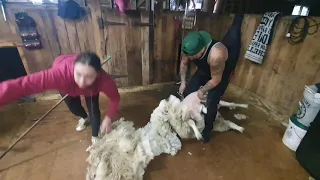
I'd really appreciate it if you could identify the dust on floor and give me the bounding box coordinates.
[0,85,308,180]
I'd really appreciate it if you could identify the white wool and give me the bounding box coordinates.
[86,119,143,180]
[86,99,182,180]
[85,92,247,180]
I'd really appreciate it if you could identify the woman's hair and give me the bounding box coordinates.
[75,52,102,72]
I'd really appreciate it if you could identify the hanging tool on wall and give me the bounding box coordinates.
[15,12,42,50]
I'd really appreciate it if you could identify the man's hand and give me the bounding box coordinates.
[179,82,186,94]
[100,116,112,134]
[197,88,207,100]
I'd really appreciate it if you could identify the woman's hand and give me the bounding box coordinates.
[100,116,112,134]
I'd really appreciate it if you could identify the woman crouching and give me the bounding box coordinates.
[0,52,120,144]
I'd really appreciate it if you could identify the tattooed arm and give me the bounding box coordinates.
[200,42,228,94]
[180,54,190,84]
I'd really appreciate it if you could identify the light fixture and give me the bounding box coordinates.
[292,4,310,16]
[188,0,202,10]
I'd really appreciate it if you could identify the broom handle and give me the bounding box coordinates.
[0,96,66,160]
[0,56,111,160]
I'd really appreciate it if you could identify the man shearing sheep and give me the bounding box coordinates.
[178,14,244,143]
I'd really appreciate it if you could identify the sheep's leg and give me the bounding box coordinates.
[188,120,203,140]
[219,100,248,109]
[225,120,244,133]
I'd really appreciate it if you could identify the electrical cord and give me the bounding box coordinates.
[287,16,320,45]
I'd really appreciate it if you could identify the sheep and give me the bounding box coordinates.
[166,91,248,140]
[85,92,248,180]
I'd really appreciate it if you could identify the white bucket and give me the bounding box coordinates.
[294,85,320,127]
[282,118,308,151]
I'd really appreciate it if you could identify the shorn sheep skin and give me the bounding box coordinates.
[85,92,248,180]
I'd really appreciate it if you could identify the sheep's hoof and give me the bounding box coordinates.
[238,127,244,133]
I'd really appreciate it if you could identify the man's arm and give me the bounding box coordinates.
[180,54,190,84]
[200,43,228,94]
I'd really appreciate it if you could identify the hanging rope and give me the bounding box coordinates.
[287,16,320,45]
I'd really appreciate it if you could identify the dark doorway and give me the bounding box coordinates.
[0,47,27,82]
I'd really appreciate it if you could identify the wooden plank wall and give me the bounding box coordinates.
[101,9,150,86]
[3,5,96,73]
[153,12,177,83]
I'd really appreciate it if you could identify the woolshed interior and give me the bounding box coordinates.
[1,0,320,179]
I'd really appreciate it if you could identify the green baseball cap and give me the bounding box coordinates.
[181,31,212,56]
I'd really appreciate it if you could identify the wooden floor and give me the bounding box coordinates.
[0,84,308,180]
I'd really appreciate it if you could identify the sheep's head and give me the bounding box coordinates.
[118,134,138,154]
